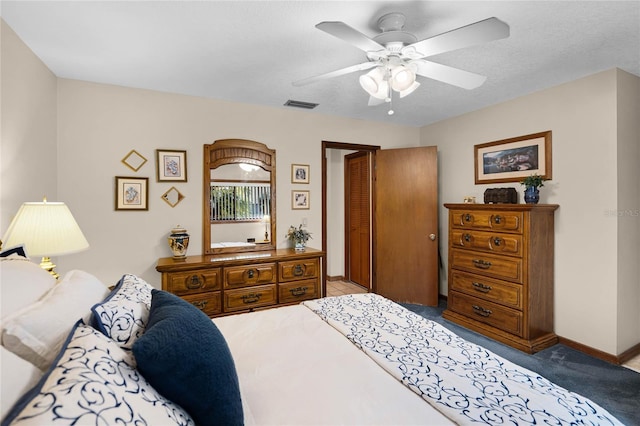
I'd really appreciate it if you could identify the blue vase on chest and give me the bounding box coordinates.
[524,186,540,204]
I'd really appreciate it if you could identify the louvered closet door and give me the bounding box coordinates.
[345,151,371,288]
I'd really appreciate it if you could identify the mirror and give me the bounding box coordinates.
[203,139,276,255]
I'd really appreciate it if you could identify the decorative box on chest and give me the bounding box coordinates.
[442,203,559,353]
[157,248,324,317]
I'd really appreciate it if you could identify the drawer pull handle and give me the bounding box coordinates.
[242,293,261,304]
[464,214,472,222]
[472,259,492,269]
[247,269,255,279]
[463,233,472,242]
[191,300,208,310]
[472,282,492,293]
[293,264,305,276]
[472,305,492,317]
[494,215,502,224]
[186,275,204,289]
[289,286,308,296]
[493,237,502,246]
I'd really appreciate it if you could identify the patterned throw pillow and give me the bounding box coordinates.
[90,274,153,349]
[3,321,194,426]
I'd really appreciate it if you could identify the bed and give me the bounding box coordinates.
[0,254,624,425]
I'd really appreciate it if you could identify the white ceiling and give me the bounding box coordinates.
[2,1,639,127]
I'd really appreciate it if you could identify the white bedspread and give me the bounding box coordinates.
[214,303,454,426]
[303,293,623,426]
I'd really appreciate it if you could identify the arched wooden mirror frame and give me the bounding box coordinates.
[203,139,276,255]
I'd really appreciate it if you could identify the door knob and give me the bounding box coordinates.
[429,234,436,241]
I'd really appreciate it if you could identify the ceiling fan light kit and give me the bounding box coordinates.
[294,12,510,115]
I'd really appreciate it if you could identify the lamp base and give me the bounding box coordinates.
[39,256,60,280]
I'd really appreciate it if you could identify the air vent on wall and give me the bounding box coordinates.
[284,99,318,109]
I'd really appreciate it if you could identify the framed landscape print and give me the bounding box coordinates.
[115,176,148,211]
[474,131,552,184]
[292,190,310,210]
[156,149,187,182]
[291,164,310,183]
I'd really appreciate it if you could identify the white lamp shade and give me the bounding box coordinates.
[390,65,416,92]
[359,67,386,96]
[399,80,421,98]
[2,201,89,257]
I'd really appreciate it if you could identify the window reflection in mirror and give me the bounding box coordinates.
[209,164,271,248]
[203,139,276,255]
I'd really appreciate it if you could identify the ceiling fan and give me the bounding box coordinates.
[293,13,509,114]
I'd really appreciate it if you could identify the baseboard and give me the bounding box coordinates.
[557,336,640,365]
[326,275,346,282]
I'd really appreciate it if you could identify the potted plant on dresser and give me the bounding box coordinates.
[521,174,548,204]
[286,224,312,251]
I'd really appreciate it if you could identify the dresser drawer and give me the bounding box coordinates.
[450,271,522,309]
[224,263,276,289]
[181,292,222,316]
[224,284,277,312]
[450,248,522,283]
[449,291,523,337]
[164,269,221,296]
[279,279,319,304]
[279,258,319,282]
[450,210,523,234]
[450,229,522,257]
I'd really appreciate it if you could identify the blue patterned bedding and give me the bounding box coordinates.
[303,293,623,426]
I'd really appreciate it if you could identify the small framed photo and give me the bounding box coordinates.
[292,190,310,210]
[291,164,310,184]
[474,131,552,184]
[121,149,147,172]
[115,176,149,211]
[156,149,187,182]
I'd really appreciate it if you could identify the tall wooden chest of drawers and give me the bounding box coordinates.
[156,248,323,317]
[442,204,559,353]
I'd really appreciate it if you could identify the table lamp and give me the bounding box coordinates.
[2,198,89,279]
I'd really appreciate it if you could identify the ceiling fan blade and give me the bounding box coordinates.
[402,17,509,59]
[316,21,385,53]
[413,60,487,89]
[293,61,379,87]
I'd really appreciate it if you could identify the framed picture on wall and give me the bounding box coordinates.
[291,164,310,183]
[474,131,552,184]
[156,149,187,182]
[115,176,149,211]
[292,190,310,210]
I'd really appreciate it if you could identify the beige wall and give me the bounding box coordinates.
[421,69,640,355]
[1,21,57,231]
[53,80,419,286]
[616,69,640,354]
[3,17,638,356]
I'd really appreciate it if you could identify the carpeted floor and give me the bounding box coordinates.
[401,302,640,426]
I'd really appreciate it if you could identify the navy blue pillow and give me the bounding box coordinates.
[0,245,27,258]
[132,290,243,426]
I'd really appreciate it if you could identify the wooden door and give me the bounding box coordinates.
[345,152,370,288]
[374,146,439,305]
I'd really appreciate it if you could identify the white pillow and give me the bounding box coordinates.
[0,346,42,419]
[2,322,194,426]
[91,274,153,349]
[1,270,110,371]
[0,258,56,320]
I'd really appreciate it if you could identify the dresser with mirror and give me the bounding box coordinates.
[156,139,324,317]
